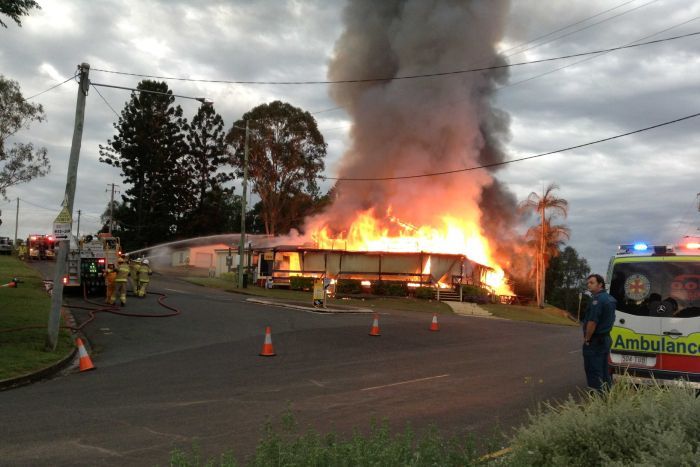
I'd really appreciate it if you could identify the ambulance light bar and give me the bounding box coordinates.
[618,243,674,255]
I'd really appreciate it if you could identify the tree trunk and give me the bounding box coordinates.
[539,205,545,308]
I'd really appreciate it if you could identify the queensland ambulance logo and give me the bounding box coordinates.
[624,274,651,301]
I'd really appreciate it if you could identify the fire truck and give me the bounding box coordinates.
[62,233,121,295]
[607,237,700,387]
[26,234,56,260]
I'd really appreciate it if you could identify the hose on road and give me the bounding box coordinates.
[0,282,180,333]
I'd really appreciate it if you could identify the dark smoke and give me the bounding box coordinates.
[305,0,520,274]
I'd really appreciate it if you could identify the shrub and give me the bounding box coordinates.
[336,279,362,295]
[370,281,408,297]
[506,379,700,466]
[289,276,314,291]
[385,282,408,297]
[219,272,236,282]
[461,284,489,297]
[415,287,434,300]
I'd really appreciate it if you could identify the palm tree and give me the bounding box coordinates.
[526,218,571,273]
[520,183,569,308]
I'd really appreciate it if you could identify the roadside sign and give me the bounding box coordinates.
[53,207,72,240]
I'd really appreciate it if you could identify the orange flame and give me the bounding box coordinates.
[311,208,512,295]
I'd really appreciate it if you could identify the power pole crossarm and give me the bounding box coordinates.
[47,62,90,350]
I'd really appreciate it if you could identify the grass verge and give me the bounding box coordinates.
[482,303,577,326]
[170,411,502,466]
[169,380,700,466]
[0,256,74,381]
[182,277,453,314]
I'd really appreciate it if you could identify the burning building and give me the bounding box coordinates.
[274,0,519,295]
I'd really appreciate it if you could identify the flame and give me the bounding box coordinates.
[311,208,512,295]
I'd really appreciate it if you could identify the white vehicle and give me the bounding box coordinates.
[607,237,700,388]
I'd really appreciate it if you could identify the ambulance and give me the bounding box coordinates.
[607,237,700,387]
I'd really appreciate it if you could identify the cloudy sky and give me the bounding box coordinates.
[1,0,699,274]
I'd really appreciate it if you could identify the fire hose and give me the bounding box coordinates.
[0,281,180,334]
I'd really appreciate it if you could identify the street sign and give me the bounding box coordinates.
[53,206,72,240]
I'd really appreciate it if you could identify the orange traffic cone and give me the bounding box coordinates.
[369,313,381,336]
[0,280,16,288]
[75,338,95,372]
[429,313,440,332]
[259,326,276,357]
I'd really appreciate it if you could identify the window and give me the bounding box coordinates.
[610,261,700,318]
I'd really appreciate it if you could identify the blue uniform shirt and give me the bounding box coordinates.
[583,290,617,335]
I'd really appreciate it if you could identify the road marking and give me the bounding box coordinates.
[164,288,188,294]
[360,374,449,391]
[568,349,581,354]
[309,379,325,387]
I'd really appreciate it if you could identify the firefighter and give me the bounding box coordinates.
[17,244,27,261]
[110,257,130,306]
[103,264,117,304]
[137,259,152,297]
[127,255,139,293]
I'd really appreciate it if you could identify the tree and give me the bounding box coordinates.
[99,80,188,247]
[226,101,326,236]
[179,103,232,237]
[519,183,569,308]
[0,0,40,28]
[0,75,50,199]
[546,245,591,317]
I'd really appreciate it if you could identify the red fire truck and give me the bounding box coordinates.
[26,234,56,260]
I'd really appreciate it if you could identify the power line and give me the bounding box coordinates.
[499,0,639,57]
[91,83,120,118]
[321,110,700,181]
[22,74,76,101]
[313,14,700,128]
[91,30,700,86]
[308,0,647,116]
[502,0,659,60]
[501,15,700,92]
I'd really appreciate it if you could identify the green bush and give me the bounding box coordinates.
[219,272,236,282]
[461,284,489,297]
[370,281,408,297]
[336,279,362,295]
[289,276,314,291]
[506,379,700,466]
[415,287,435,300]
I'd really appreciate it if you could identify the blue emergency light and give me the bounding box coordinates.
[633,242,648,251]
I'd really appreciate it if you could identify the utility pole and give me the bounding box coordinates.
[76,210,81,239]
[47,63,90,350]
[14,197,19,247]
[237,120,249,289]
[106,183,119,233]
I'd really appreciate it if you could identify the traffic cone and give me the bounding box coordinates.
[429,313,440,332]
[75,338,95,372]
[259,326,276,357]
[369,313,381,336]
[0,281,16,288]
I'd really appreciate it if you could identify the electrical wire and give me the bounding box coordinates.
[320,110,700,181]
[498,0,639,57]
[500,0,659,60]
[91,83,120,118]
[90,30,700,86]
[307,0,649,115]
[22,74,76,101]
[501,15,700,92]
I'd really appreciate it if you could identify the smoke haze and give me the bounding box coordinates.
[305,0,520,271]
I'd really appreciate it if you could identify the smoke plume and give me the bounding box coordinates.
[306,0,520,272]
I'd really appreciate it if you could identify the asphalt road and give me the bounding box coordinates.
[1,264,585,466]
